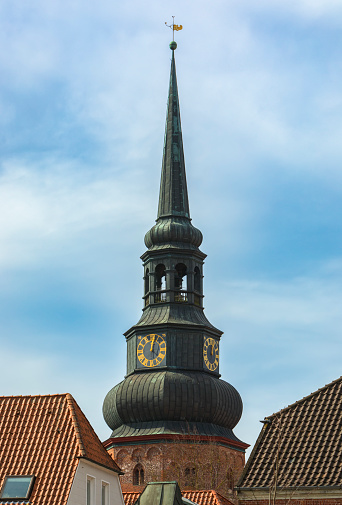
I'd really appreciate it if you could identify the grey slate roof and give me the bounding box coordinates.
[133,304,220,331]
[237,376,342,490]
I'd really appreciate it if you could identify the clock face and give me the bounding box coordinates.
[203,337,219,371]
[137,333,166,368]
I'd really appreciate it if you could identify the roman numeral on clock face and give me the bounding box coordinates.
[137,334,167,368]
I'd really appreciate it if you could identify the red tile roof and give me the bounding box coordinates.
[123,490,234,505]
[183,490,234,505]
[237,376,342,489]
[0,394,122,505]
[124,492,142,505]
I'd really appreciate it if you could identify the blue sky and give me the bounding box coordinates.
[1,0,342,455]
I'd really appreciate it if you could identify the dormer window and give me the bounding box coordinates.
[0,475,35,500]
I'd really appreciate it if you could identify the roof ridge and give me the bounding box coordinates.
[267,375,342,419]
[0,393,69,400]
[66,393,86,457]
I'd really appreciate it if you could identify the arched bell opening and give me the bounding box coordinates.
[175,263,188,302]
[194,266,201,292]
[144,268,149,307]
[133,464,145,485]
[155,264,166,303]
[194,266,202,306]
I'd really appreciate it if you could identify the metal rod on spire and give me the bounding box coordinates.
[165,16,183,42]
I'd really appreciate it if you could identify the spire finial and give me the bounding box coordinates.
[165,16,182,49]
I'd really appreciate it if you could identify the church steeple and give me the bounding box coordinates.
[103,42,246,490]
[158,44,190,220]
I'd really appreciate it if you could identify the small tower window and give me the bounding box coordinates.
[155,264,166,302]
[133,464,144,485]
[175,263,187,302]
[194,266,201,306]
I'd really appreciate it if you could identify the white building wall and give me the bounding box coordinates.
[67,458,124,505]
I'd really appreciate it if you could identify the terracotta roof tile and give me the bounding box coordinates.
[124,492,143,505]
[123,490,234,505]
[183,490,234,505]
[0,394,122,505]
[237,376,342,489]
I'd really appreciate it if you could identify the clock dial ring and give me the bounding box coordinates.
[137,333,166,368]
[203,337,219,371]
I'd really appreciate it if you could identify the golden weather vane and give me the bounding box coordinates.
[165,16,183,41]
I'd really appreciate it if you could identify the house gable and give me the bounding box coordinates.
[0,394,122,505]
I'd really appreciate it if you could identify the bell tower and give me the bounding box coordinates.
[103,40,248,497]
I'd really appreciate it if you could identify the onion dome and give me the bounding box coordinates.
[144,217,202,249]
[103,371,242,436]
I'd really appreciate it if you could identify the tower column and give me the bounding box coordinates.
[103,39,247,498]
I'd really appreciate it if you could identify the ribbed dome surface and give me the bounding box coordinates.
[144,217,202,249]
[103,371,242,433]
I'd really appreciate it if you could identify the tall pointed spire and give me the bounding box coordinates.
[158,44,190,220]
[103,39,247,493]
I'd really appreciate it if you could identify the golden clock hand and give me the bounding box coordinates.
[211,345,213,356]
[150,335,155,351]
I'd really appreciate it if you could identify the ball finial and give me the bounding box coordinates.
[169,41,177,50]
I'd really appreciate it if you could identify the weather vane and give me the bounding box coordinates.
[165,16,183,42]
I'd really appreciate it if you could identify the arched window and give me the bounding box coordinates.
[133,464,144,485]
[155,264,166,302]
[175,263,187,302]
[184,466,196,487]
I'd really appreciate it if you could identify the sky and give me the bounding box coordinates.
[1,0,342,457]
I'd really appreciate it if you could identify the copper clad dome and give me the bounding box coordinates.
[144,217,203,249]
[103,371,242,432]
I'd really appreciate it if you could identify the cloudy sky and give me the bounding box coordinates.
[1,0,342,455]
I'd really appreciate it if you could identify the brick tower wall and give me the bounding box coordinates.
[107,439,245,499]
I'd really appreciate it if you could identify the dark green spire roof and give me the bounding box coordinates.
[158,48,190,220]
[145,47,202,251]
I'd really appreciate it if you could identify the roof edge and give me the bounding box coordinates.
[66,393,86,457]
[78,456,124,475]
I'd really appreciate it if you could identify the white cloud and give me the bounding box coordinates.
[210,263,342,452]
[0,158,154,270]
[0,0,342,451]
